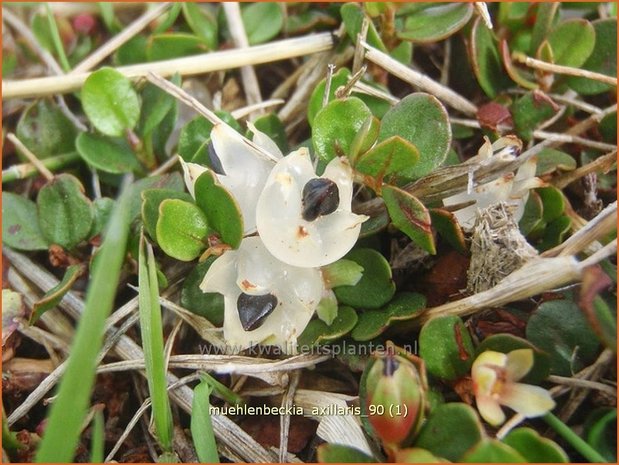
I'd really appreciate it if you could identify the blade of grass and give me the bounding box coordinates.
[543,413,608,463]
[191,379,219,463]
[44,3,71,72]
[90,409,105,463]
[198,371,245,407]
[138,233,174,451]
[35,185,132,463]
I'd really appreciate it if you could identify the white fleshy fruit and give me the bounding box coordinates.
[200,237,324,353]
[256,149,368,268]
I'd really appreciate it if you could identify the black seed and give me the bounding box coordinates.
[301,178,340,222]
[207,141,226,175]
[237,292,278,331]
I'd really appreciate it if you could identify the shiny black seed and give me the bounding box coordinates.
[237,292,278,331]
[207,141,226,175]
[301,178,340,222]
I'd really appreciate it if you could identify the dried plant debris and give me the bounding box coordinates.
[1,2,617,464]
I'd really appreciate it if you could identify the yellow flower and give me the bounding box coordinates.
[472,349,555,426]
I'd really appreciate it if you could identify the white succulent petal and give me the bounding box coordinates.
[505,348,534,382]
[180,159,208,198]
[218,174,263,234]
[277,265,325,308]
[311,211,369,265]
[235,237,282,294]
[247,121,283,159]
[322,156,355,208]
[199,249,239,295]
[258,218,324,268]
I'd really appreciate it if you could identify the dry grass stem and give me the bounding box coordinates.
[71,3,170,74]
[230,98,285,119]
[548,375,617,396]
[6,133,54,181]
[352,16,369,74]
[148,154,180,177]
[222,2,263,114]
[279,371,301,462]
[553,151,617,189]
[362,41,478,115]
[533,130,617,152]
[514,53,618,86]
[3,33,335,99]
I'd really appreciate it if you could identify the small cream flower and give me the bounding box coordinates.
[200,236,324,353]
[443,136,542,229]
[472,349,555,426]
[181,122,282,233]
[256,149,368,268]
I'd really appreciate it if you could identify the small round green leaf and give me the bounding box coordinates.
[194,170,243,249]
[526,299,601,375]
[156,199,208,261]
[138,74,181,137]
[333,248,395,309]
[382,185,435,254]
[129,172,185,221]
[537,186,565,223]
[298,306,358,348]
[89,197,115,239]
[76,132,140,174]
[16,99,77,159]
[397,3,474,43]
[341,3,387,51]
[419,315,475,381]
[37,174,94,250]
[141,189,194,241]
[476,333,551,383]
[462,439,526,462]
[568,19,617,95]
[81,68,140,137]
[2,192,48,251]
[241,2,283,45]
[429,208,467,254]
[180,257,225,326]
[585,409,617,462]
[182,3,218,50]
[415,403,484,462]
[355,136,420,179]
[546,19,596,68]
[351,292,426,341]
[503,428,568,463]
[250,113,289,154]
[519,190,543,236]
[307,68,351,127]
[378,93,451,179]
[312,97,374,164]
[511,92,558,141]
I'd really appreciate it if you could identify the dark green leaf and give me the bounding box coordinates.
[89,197,115,239]
[153,2,182,34]
[114,35,148,65]
[585,409,617,462]
[519,190,543,236]
[76,132,140,174]
[82,68,140,137]
[313,97,375,164]
[16,99,77,159]
[307,68,351,127]
[128,172,185,220]
[419,315,475,381]
[31,264,84,324]
[539,215,571,251]
[351,292,426,341]
[317,443,376,463]
[429,208,467,253]
[503,427,568,462]
[178,116,214,161]
[511,92,558,141]
[536,148,576,176]
[568,19,617,95]
[382,185,435,254]
[398,3,473,43]
[37,174,94,250]
[476,333,551,383]
[415,403,484,462]
[378,93,451,179]
[529,3,559,56]
[526,299,601,375]
[139,74,181,137]
[156,199,208,261]
[241,3,283,45]
[141,189,194,241]
[334,248,395,309]
[2,192,48,251]
[539,186,567,222]
[194,170,244,249]
[470,17,513,98]
[180,257,225,326]
[462,439,526,462]
[298,306,358,347]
